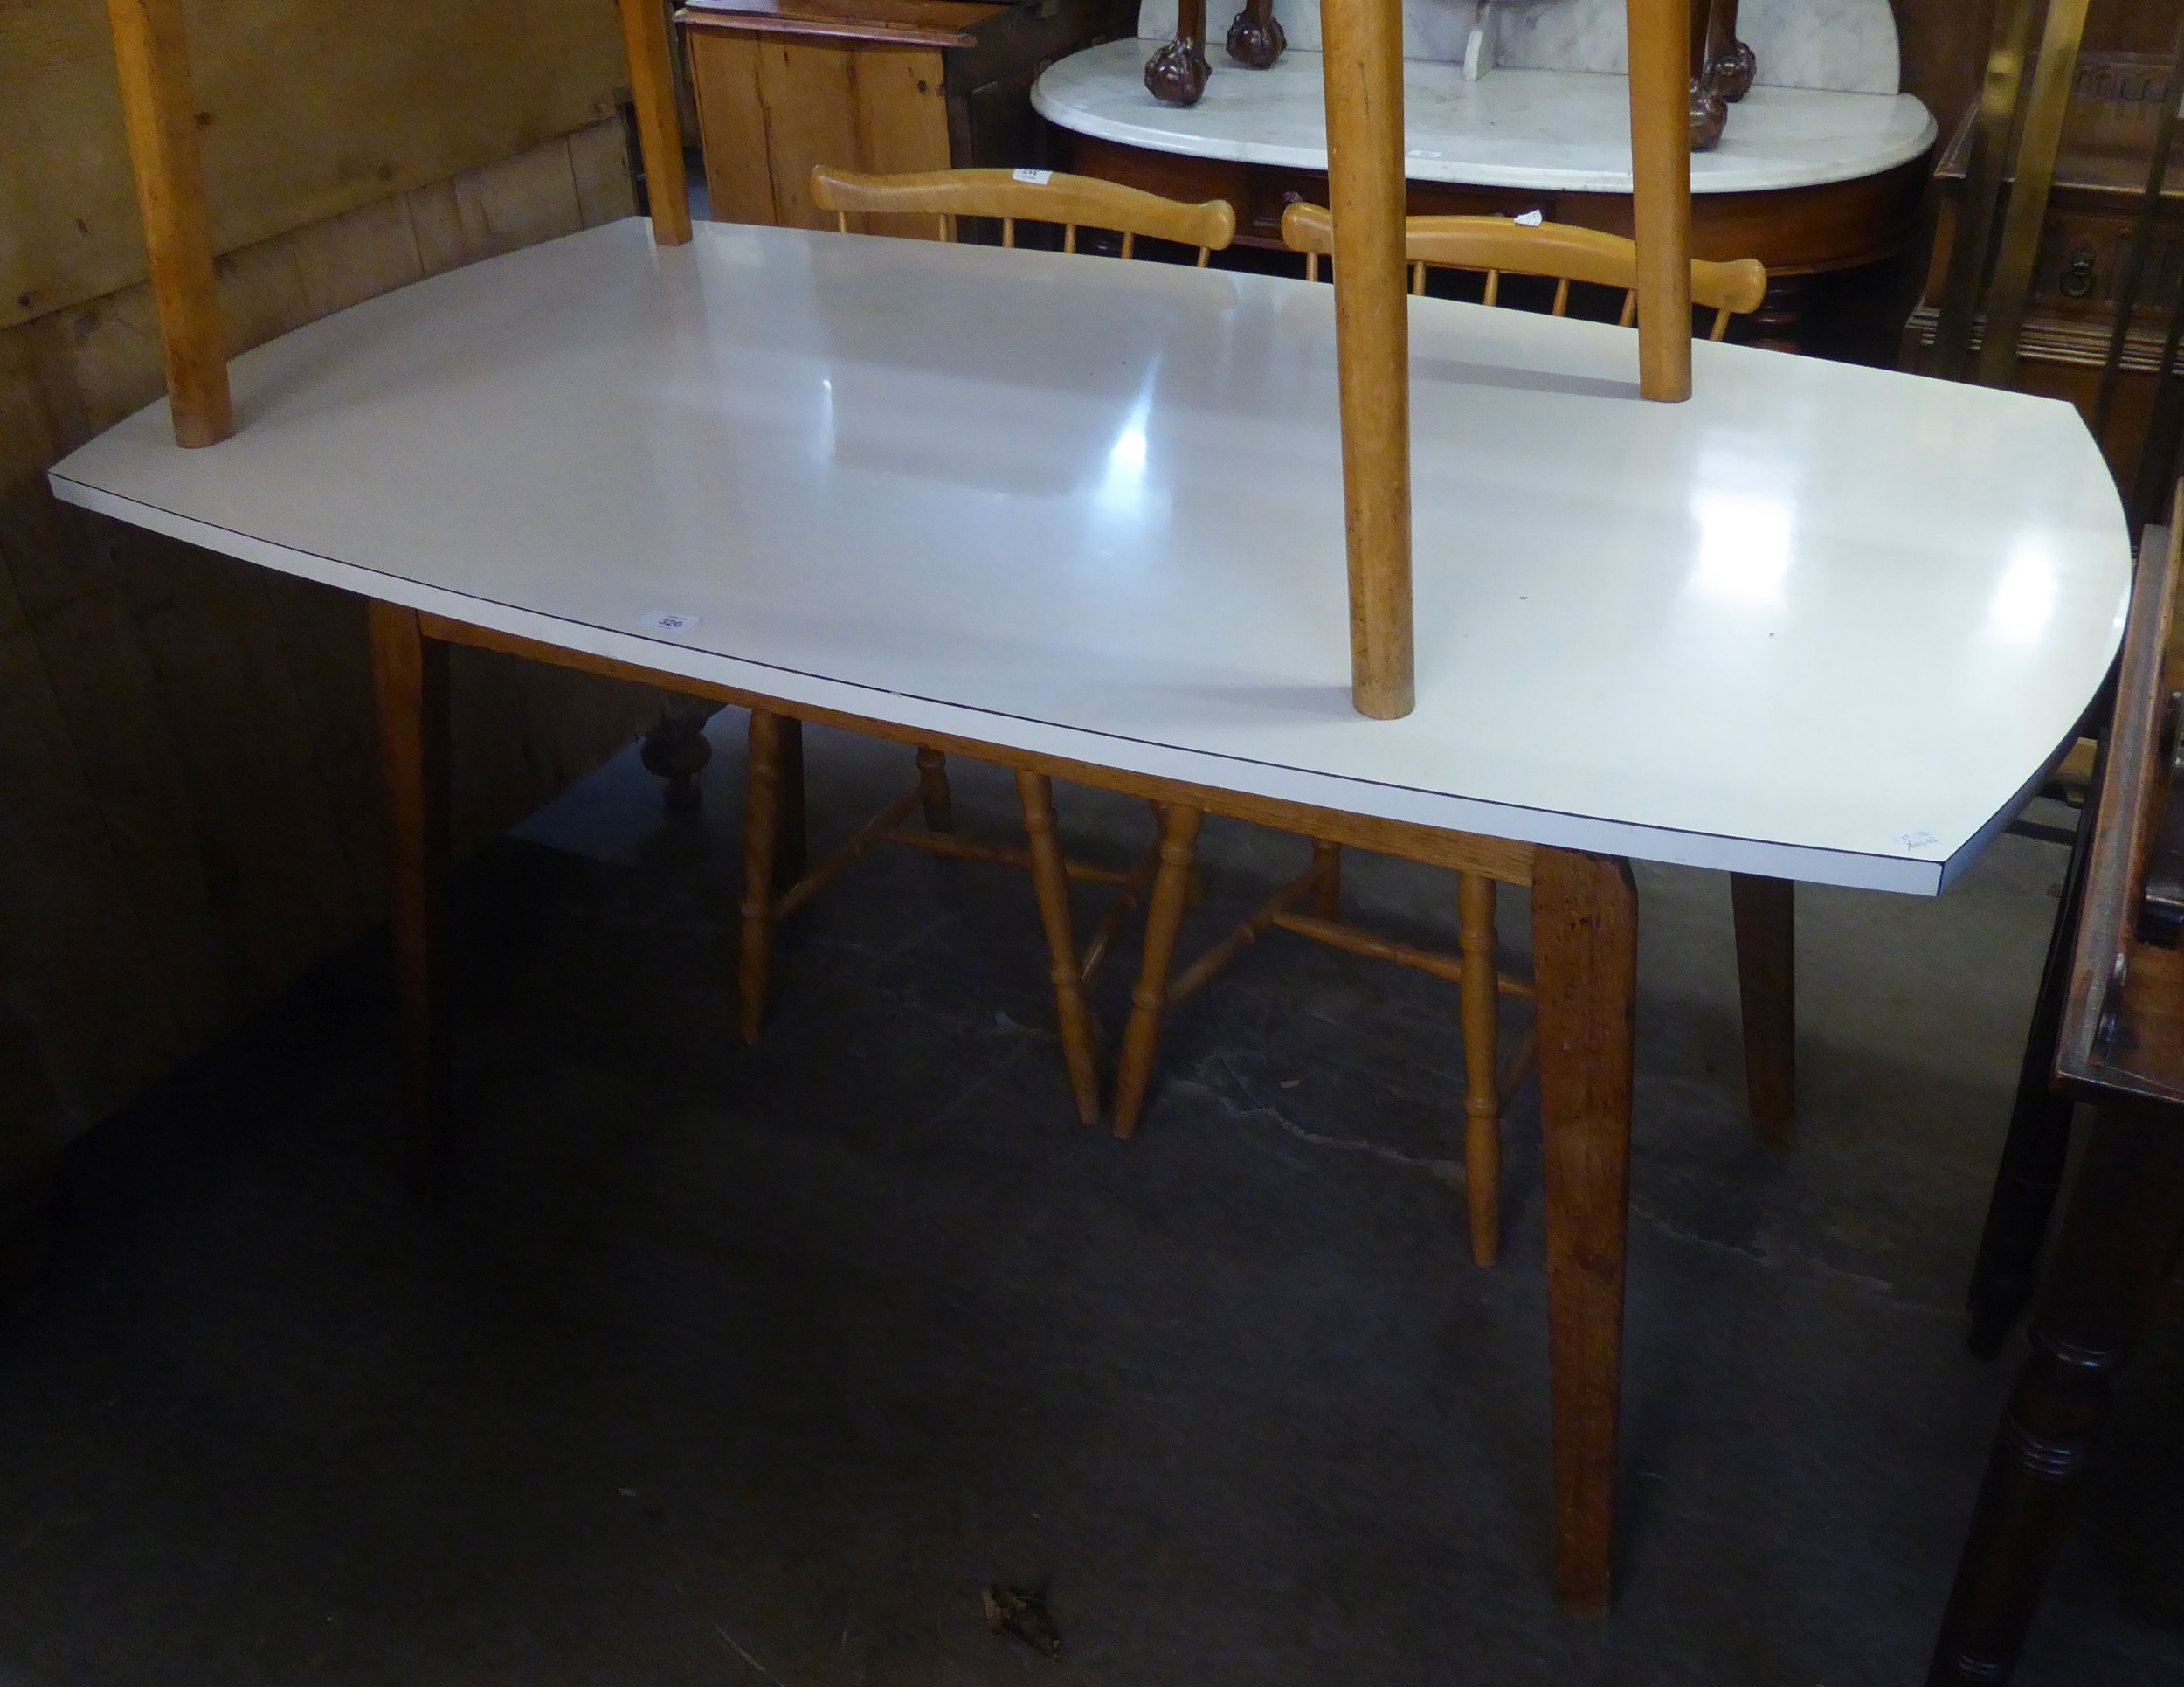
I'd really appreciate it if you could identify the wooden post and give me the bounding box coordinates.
[1318,0,1414,719]
[106,0,232,448]
[618,0,695,245]
[1625,0,1693,401]
[1531,847,1639,1618]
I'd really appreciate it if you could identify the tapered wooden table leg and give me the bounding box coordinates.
[368,601,451,1193]
[1016,771,1102,1124]
[1114,804,1205,1138]
[1729,872,1794,1149]
[1458,871,1503,1266]
[1927,1100,2184,1684]
[1531,847,1639,1620]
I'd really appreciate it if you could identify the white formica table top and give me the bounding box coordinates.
[1033,42,1938,195]
[52,218,2123,894]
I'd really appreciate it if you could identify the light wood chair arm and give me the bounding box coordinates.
[1280,202,1767,319]
[812,166,1236,252]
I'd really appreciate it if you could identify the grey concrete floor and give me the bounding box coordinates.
[3,709,2181,1684]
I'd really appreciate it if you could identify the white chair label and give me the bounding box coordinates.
[1514,209,1544,225]
[639,609,702,633]
[1013,169,1054,185]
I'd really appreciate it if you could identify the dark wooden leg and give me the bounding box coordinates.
[1309,840,1342,919]
[1458,871,1503,1266]
[367,600,451,1193]
[1928,1100,2184,1685]
[1686,0,1726,149]
[738,709,783,1045]
[1531,847,1639,1620]
[1969,729,2106,1358]
[916,745,953,833]
[1750,273,1811,353]
[1144,0,1211,105]
[1225,0,1285,68]
[1016,771,1102,1125]
[639,702,714,812]
[774,716,807,889]
[1730,873,1795,1151]
[1113,804,1205,1139]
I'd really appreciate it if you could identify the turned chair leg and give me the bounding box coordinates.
[1114,804,1206,1137]
[1015,770,1102,1124]
[1458,871,1502,1266]
[738,709,784,1044]
[916,746,953,833]
[1310,840,1342,919]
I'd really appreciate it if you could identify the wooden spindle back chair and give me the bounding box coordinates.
[735,166,1237,1126]
[811,166,1235,265]
[1110,209,1771,1268]
[1281,202,1768,340]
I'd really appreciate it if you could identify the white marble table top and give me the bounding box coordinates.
[1033,41,1936,194]
[51,218,2120,894]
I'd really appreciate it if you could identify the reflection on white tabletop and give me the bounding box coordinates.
[1689,488,1794,606]
[1987,541,2059,646]
[1094,377,1158,522]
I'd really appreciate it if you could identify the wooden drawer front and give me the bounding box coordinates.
[2028,204,2184,334]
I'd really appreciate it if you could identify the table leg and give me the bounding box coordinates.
[776,717,807,889]
[367,600,450,1193]
[739,709,784,1044]
[1927,1100,2184,1685]
[1729,873,1795,1150]
[1016,770,1102,1125]
[1114,804,1205,1138]
[1144,0,1211,105]
[1531,847,1638,1620]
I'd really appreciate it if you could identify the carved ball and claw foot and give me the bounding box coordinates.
[1688,77,1727,151]
[1144,36,1211,105]
[1225,0,1285,70]
[1708,38,1756,102]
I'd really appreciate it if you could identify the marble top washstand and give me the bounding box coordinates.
[1033,40,1937,195]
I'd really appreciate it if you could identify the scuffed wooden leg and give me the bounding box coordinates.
[1927,1101,2184,1684]
[739,709,784,1045]
[916,746,953,833]
[1310,840,1343,920]
[1531,847,1638,1621]
[368,600,451,1194]
[1113,805,1205,1138]
[1016,770,1102,1124]
[1969,751,2103,1359]
[775,716,807,889]
[639,703,714,812]
[1458,871,1503,1267]
[1729,872,1795,1150]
